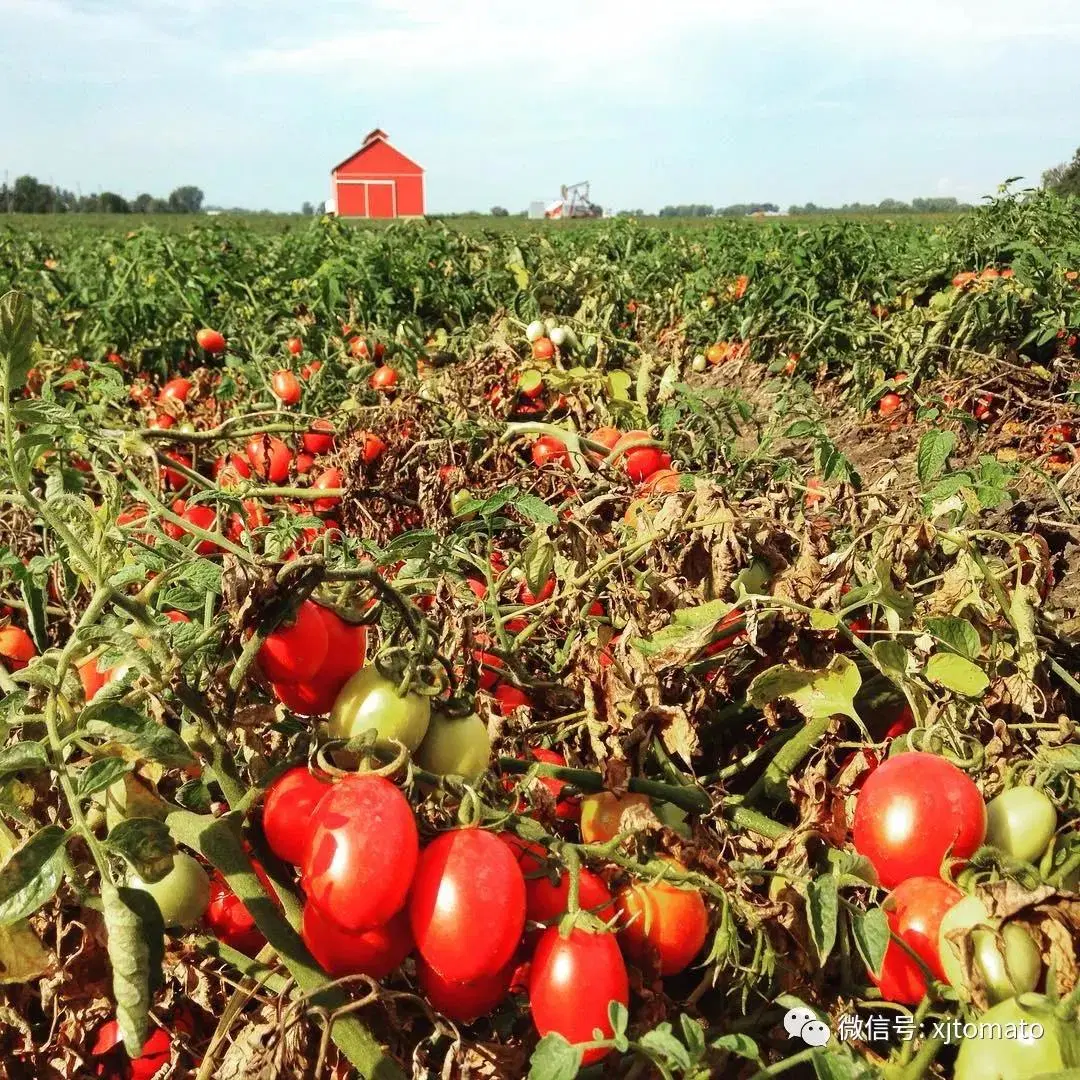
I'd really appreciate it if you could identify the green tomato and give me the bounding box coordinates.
[329,665,431,751]
[939,895,1041,1003]
[450,489,477,520]
[986,788,1057,863]
[415,712,490,781]
[94,774,169,833]
[130,852,210,929]
[954,995,1080,1080]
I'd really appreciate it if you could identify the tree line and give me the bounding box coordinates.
[1043,147,1080,197]
[2,175,206,214]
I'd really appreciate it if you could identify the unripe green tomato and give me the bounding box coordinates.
[450,489,476,520]
[130,852,210,929]
[328,665,431,751]
[938,895,1041,1003]
[985,787,1057,864]
[953,994,1080,1080]
[95,775,169,833]
[415,713,490,781]
[691,354,707,372]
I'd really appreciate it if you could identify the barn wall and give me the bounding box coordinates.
[396,174,424,216]
[336,183,368,217]
[336,140,422,177]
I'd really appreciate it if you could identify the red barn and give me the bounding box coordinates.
[331,129,425,218]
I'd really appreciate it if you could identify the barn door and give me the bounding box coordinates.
[367,182,395,218]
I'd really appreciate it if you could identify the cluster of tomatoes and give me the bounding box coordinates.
[850,750,1061,1014]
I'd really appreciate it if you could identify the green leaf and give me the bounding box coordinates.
[105,818,176,883]
[528,1033,583,1080]
[710,1032,760,1061]
[916,429,956,484]
[0,742,51,781]
[924,617,980,660]
[807,875,839,964]
[102,882,153,1058]
[81,702,197,767]
[680,1014,707,1059]
[515,493,558,526]
[76,758,134,800]
[174,778,213,813]
[522,532,555,598]
[639,1024,692,1071]
[925,652,989,697]
[609,999,629,1036]
[851,906,890,976]
[810,610,840,631]
[0,825,67,925]
[0,292,35,393]
[606,370,632,401]
[872,641,913,679]
[746,655,861,721]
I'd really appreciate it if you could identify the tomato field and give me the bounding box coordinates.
[1,186,1079,1080]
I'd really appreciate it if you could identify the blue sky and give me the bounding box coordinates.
[3,0,1080,213]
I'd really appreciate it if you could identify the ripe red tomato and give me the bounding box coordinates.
[532,337,555,361]
[206,868,268,955]
[262,766,331,865]
[530,926,628,1064]
[302,903,413,979]
[212,451,251,484]
[474,648,505,692]
[246,435,292,483]
[301,360,322,380]
[972,393,996,422]
[615,864,709,975]
[196,328,226,354]
[418,956,513,1021]
[871,876,961,1003]
[257,599,329,683]
[519,576,556,605]
[614,430,666,482]
[158,377,192,403]
[523,748,579,820]
[531,435,570,468]
[301,419,336,455]
[175,503,219,555]
[878,391,903,417]
[226,499,269,542]
[314,606,367,688]
[526,865,615,927]
[312,468,343,513]
[359,431,386,464]
[148,413,175,430]
[588,427,621,457]
[640,468,680,494]
[286,336,303,356]
[271,369,301,406]
[493,682,531,715]
[370,366,398,391]
[91,1018,183,1080]
[0,626,36,671]
[272,677,339,715]
[409,828,526,983]
[304,774,418,931]
[160,450,192,491]
[294,451,316,475]
[78,654,116,702]
[852,752,986,888]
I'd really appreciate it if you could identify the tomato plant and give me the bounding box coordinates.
[615,863,709,975]
[328,664,431,750]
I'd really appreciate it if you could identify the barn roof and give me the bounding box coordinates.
[331,131,424,175]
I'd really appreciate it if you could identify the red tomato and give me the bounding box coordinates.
[312,468,343,513]
[370,366,398,391]
[304,775,418,931]
[148,413,175,430]
[286,336,303,356]
[294,451,316,475]
[206,868,267,955]
[302,903,412,979]
[474,649,504,692]
[614,430,665,482]
[176,503,219,555]
[871,876,961,1003]
[312,605,368,688]
[246,435,292,483]
[196,328,226,354]
[531,435,570,468]
[78,654,116,702]
[532,337,555,361]
[853,752,986,888]
[262,766,331,865]
[493,683,532,715]
[91,1019,177,1080]
[0,627,36,671]
[409,828,526,982]
[301,419,336,455]
[418,956,513,1021]
[301,360,322,380]
[878,392,903,418]
[640,468,680,494]
[359,431,386,465]
[588,427,621,456]
[212,452,251,484]
[526,866,615,927]
[226,499,269,542]
[272,677,339,715]
[158,377,192,404]
[525,748,579,821]
[615,865,709,975]
[257,599,329,683]
[530,927,628,1064]
[271,369,301,406]
[519,576,555,605]
[161,450,192,491]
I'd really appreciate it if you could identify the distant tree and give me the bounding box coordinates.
[99,191,130,214]
[168,185,205,214]
[1043,147,1080,196]
[12,175,56,213]
[616,209,645,217]
[131,193,154,213]
[301,201,315,216]
[490,205,509,217]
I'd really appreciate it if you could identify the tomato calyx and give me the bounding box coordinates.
[372,646,447,702]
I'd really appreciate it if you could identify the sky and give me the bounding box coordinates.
[3,0,1080,214]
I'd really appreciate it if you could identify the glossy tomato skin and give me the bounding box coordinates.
[272,677,339,715]
[615,867,709,975]
[531,435,570,468]
[370,366,398,391]
[614,430,665,482]
[271,369,301,405]
[302,902,412,979]
[301,419,336,455]
[286,336,303,355]
[580,792,652,843]
[527,748,579,820]
[526,866,615,928]
[0,626,36,671]
[984,787,1057,864]
[418,956,513,1021]
[196,328,226,354]
[312,606,367,689]
[262,767,331,865]
[530,927,628,1064]
[257,599,329,684]
[206,868,268,954]
[303,774,418,932]
[871,875,961,1004]
[130,852,210,929]
[409,828,526,983]
[532,337,555,361]
[519,576,556,605]
[852,752,986,888]
[493,682,531,715]
[246,435,292,483]
[328,665,431,750]
[158,377,192,403]
[312,468,343,513]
